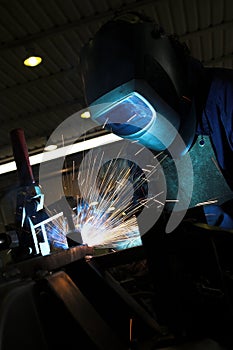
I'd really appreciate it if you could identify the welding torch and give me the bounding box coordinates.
[6,128,46,260]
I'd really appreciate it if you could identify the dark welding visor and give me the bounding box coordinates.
[89,79,183,152]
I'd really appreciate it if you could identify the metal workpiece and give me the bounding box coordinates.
[2,244,94,279]
[45,270,128,350]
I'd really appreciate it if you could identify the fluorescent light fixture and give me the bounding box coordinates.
[0,133,122,175]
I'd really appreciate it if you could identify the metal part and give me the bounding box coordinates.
[8,128,72,261]
[89,260,162,334]
[4,244,94,279]
[9,128,47,258]
[46,270,128,350]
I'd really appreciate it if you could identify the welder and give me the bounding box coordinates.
[80,12,233,230]
[80,12,233,347]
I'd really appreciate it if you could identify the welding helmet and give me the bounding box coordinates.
[80,13,203,157]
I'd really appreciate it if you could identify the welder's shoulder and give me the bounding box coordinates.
[209,67,233,87]
[205,67,233,114]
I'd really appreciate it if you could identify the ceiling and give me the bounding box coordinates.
[0,0,232,170]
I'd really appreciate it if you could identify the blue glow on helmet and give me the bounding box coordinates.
[89,79,181,152]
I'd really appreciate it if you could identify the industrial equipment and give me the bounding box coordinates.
[0,127,231,350]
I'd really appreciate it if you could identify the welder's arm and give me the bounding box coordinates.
[203,199,233,230]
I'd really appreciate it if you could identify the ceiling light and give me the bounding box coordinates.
[0,133,122,175]
[80,111,91,119]
[44,144,58,151]
[24,55,42,67]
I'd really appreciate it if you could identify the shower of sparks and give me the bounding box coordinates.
[79,215,141,248]
[134,146,145,156]
[102,118,109,128]
[72,160,75,181]
[42,137,166,251]
[195,199,218,206]
[68,146,166,249]
[126,113,137,123]
[211,156,222,173]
